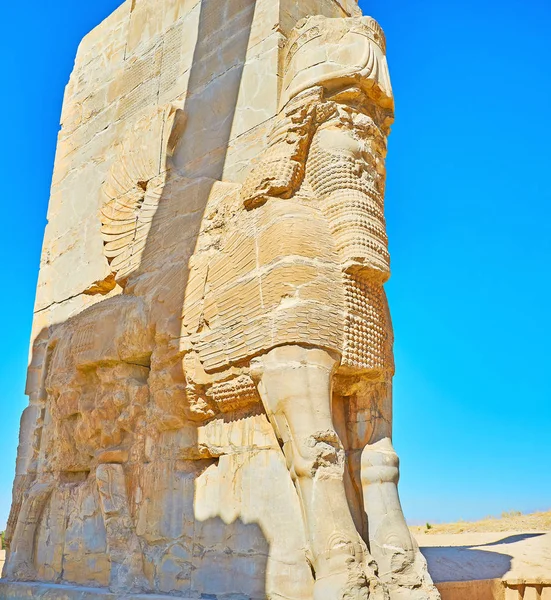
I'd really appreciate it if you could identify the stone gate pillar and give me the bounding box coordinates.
[0,1,440,599]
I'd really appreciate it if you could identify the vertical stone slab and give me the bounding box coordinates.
[541,585,551,600]
[505,585,522,600]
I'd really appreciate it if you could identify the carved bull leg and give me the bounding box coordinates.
[361,439,439,599]
[4,479,54,581]
[335,373,439,600]
[252,345,386,600]
[362,440,416,587]
[96,464,148,593]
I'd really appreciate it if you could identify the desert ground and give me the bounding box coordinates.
[411,510,551,536]
[410,511,551,599]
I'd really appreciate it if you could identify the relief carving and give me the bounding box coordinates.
[3,10,440,600]
[101,102,186,285]
[181,15,439,600]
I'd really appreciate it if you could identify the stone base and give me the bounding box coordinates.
[436,579,504,600]
[0,581,190,600]
[436,579,551,600]
[4,579,551,600]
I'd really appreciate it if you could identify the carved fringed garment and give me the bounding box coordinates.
[183,179,393,380]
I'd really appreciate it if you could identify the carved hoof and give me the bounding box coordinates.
[313,561,388,600]
[3,559,36,582]
[382,544,441,600]
[314,569,366,600]
[109,564,150,595]
[387,586,440,600]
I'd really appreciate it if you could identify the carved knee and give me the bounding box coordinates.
[361,438,418,574]
[361,437,399,488]
[290,429,346,480]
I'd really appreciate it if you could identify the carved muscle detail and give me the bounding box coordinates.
[184,194,345,374]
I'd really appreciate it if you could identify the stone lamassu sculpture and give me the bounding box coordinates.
[183,15,439,600]
[3,12,439,600]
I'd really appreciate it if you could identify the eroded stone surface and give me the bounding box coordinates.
[3,1,439,599]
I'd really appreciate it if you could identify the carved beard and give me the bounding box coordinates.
[305,125,390,281]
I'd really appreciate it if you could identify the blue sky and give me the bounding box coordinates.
[0,0,549,529]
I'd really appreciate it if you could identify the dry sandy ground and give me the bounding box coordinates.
[410,511,551,536]
[410,512,551,584]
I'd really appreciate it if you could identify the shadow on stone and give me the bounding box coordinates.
[1,0,276,597]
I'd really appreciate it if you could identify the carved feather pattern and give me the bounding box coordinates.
[100,103,185,283]
[101,186,163,281]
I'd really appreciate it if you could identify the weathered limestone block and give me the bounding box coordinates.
[2,1,440,599]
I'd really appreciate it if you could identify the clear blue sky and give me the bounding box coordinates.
[1,0,549,529]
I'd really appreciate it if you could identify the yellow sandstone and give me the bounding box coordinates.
[1,1,439,599]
